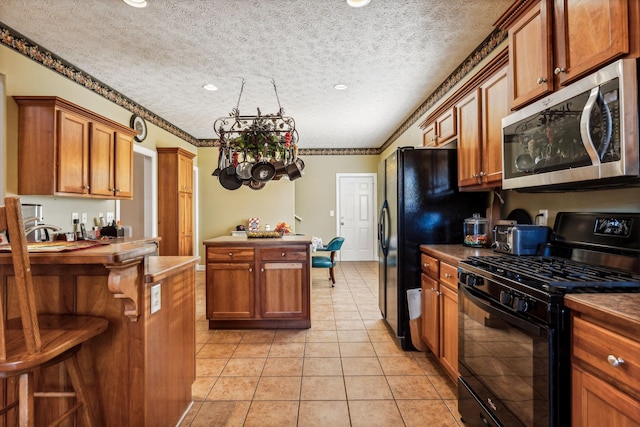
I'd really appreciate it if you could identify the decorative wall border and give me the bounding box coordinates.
[1,22,505,156]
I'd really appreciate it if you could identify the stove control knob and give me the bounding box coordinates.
[499,291,513,306]
[465,274,483,287]
[513,296,530,312]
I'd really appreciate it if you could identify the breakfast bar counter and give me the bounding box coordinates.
[0,238,199,427]
[203,235,312,329]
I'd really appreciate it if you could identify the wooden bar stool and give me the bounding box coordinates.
[0,197,108,426]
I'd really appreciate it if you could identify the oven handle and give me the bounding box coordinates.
[460,286,543,337]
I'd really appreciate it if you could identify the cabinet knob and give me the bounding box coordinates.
[261,268,265,272]
[249,268,253,272]
[430,287,436,293]
[228,252,233,257]
[472,173,478,178]
[536,77,547,84]
[85,185,90,190]
[607,354,624,367]
[444,273,452,279]
[478,171,485,177]
[423,263,429,268]
[554,67,566,75]
[281,252,286,257]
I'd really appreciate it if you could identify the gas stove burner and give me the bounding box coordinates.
[465,255,640,292]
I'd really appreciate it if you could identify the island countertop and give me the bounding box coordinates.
[204,234,312,246]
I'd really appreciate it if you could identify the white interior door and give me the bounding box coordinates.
[337,174,376,261]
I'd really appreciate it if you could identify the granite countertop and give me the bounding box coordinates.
[419,243,495,266]
[565,293,640,338]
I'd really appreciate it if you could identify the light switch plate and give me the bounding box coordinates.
[150,284,161,314]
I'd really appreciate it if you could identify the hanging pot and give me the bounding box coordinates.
[286,144,303,180]
[219,165,243,190]
[251,143,276,182]
[248,179,266,190]
[271,145,287,180]
[236,148,253,181]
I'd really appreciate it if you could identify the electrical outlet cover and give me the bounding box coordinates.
[150,284,161,314]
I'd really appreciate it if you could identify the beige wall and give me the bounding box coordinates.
[1,45,195,234]
[294,155,379,242]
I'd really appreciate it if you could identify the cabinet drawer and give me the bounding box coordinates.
[261,247,308,261]
[573,315,640,397]
[439,262,458,290]
[421,253,439,279]
[207,247,254,262]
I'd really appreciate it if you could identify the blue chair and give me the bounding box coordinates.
[312,237,345,286]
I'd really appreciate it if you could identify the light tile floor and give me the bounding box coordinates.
[179,261,462,426]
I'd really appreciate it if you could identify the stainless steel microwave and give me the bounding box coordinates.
[502,59,639,190]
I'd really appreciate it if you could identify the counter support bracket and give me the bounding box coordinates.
[105,261,142,322]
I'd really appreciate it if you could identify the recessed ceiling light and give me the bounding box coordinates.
[334,83,348,90]
[203,84,218,91]
[123,0,148,8]
[347,0,370,8]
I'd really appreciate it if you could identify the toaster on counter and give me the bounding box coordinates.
[493,224,550,255]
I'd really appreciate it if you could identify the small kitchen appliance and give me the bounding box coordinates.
[457,211,640,427]
[492,224,550,255]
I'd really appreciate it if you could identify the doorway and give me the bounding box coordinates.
[118,145,157,239]
[336,173,377,261]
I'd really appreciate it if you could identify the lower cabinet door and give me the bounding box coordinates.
[421,273,440,356]
[260,262,307,318]
[572,365,640,427]
[206,263,254,318]
[439,283,458,381]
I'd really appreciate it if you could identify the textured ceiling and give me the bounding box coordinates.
[0,0,512,150]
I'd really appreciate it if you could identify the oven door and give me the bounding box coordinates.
[458,285,551,427]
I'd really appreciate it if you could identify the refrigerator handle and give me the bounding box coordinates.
[378,202,390,256]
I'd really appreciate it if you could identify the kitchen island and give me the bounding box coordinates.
[0,238,199,427]
[204,235,312,329]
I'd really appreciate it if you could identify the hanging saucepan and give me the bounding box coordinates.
[217,147,242,190]
[286,143,303,180]
[271,144,287,180]
[236,147,253,181]
[251,143,276,182]
[248,179,266,190]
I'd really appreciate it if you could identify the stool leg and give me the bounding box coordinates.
[19,372,35,427]
[64,354,98,427]
[329,267,335,286]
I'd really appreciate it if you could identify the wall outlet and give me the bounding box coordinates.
[329,210,335,217]
[106,212,114,224]
[150,284,161,314]
[538,209,549,226]
[81,213,88,224]
[71,212,79,224]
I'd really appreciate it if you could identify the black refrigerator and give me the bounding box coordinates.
[377,147,486,350]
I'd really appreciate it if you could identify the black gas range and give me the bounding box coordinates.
[457,212,640,427]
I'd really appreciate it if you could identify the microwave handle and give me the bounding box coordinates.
[580,87,613,164]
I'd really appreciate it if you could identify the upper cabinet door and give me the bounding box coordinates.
[114,132,134,199]
[57,110,90,195]
[553,0,629,86]
[89,122,115,197]
[508,0,553,110]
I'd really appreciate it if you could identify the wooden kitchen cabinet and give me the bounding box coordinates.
[260,247,309,318]
[566,295,640,427]
[14,96,136,199]
[420,250,458,381]
[158,147,196,256]
[456,65,508,189]
[502,0,638,109]
[422,106,456,147]
[90,123,134,198]
[206,247,255,319]
[204,236,312,329]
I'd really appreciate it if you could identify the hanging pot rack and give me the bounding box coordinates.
[212,79,304,190]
